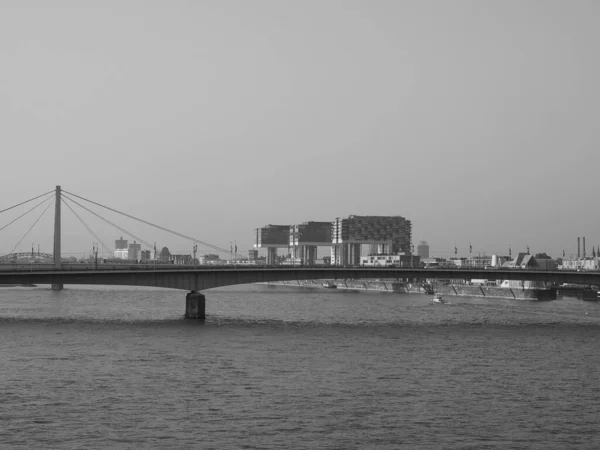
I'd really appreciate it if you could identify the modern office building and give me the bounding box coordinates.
[254,225,290,264]
[289,221,331,265]
[331,215,412,265]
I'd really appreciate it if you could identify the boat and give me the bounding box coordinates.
[322,281,337,289]
[557,284,599,301]
[434,280,557,300]
[430,293,449,304]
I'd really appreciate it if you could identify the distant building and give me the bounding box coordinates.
[158,247,171,262]
[200,254,221,264]
[115,237,127,250]
[289,221,331,265]
[331,215,412,265]
[114,249,128,259]
[140,250,151,261]
[560,257,598,271]
[360,253,420,267]
[417,241,429,259]
[503,253,558,271]
[114,236,129,259]
[254,224,290,265]
[248,250,259,261]
[170,254,192,265]
[128,241,141,261]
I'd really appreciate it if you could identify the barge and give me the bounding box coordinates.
[435,283,557,301]
[270,279,557,300]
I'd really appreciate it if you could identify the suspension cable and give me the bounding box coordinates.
[62,194,154,250]
[61,198,112,255]
[0,190,55,216]
[63,189,242,257]
[6,199,54,256]
[0,194,54,234]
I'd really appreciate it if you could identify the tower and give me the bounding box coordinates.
[52,185,63,290]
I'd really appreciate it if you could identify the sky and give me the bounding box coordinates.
[1,0,599,259]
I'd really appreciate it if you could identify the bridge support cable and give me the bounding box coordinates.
[0,194,54,234]
[63,190,243,258]
[6,199,55,257]
[62,194,154,250]
[61,198,113,256]
[0,190,55,216]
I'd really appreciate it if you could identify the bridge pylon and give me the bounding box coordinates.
[185,291,205,319]
[52,185,63,290]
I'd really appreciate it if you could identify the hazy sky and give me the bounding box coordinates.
[1,0,599,259]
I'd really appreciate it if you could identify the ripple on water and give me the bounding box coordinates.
[1,286,600,449]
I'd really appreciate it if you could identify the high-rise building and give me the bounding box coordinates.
[417,241,429,259]
[331,215,412,265]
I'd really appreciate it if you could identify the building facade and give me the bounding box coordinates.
[128,241,141,261]
[331,215,412,265]
[289,221,331,265]
[114,236,128,260]
[254,225,290,265]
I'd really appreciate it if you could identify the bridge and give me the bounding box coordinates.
[2,265,600,318]
[2,186,598,319]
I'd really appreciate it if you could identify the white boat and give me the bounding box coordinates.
[431,293,449,304]
[322,281,337,289]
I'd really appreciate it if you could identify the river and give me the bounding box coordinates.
[1,284,599,449]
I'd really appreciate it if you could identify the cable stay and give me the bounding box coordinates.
[62,195,154,250]
[63,189,244,258]
[0,194,54,234]
[0,190,55,216]
[61,198,112,256]
[6,199,55,257]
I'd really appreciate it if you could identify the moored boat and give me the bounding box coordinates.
[557,284,599,301]
[435,281,557,300]
[431,293,449,304]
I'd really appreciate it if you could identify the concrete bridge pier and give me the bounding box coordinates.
[185,291,205,320]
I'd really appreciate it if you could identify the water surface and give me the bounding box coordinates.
[1,284,599,449]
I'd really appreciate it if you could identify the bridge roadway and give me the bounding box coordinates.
[1,265,599,291]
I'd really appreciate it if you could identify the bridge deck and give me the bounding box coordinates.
[1,266,599,291]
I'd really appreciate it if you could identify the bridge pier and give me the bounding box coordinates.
[185,291,205,320]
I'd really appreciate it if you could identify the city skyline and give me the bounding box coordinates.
[1,1,599,258]
[1,189,597,261]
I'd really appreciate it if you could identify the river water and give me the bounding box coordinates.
[1,284,599,449]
